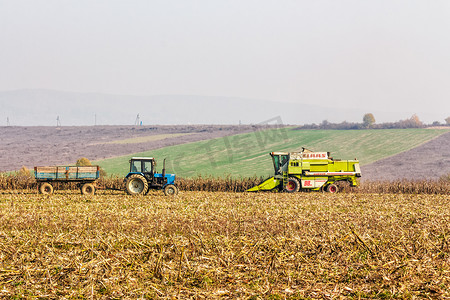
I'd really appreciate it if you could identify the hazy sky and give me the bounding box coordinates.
[1,0,449,122]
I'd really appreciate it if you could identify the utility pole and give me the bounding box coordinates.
[135,114,140,126]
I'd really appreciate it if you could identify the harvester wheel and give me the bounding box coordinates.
[319,184,326,193]
[39,183,54,195]
[284,177,300,193]
[164,184,178,196]
[126,174,149,195]
[81,183,95,195]
[326,184,339,193]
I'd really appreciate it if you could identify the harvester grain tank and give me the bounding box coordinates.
[247,148,361,193]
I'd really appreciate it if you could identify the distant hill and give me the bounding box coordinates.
[0,89,402,126]
[97,128,449,179]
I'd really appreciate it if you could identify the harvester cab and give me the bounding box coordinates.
[247,148,361,193]
[271,152,289,175]
[124,157,178,196]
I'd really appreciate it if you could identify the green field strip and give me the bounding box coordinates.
[96,128,449,178]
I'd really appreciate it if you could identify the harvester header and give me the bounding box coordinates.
[248,148,361,193]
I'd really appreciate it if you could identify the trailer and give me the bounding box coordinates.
[34,165,100,195]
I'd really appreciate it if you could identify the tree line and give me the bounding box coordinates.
[297,114,450,130]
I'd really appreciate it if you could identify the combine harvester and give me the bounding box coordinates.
[247,148,361,193]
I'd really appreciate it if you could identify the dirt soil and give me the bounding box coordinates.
[0,125,261,172]
[361,131,450,181]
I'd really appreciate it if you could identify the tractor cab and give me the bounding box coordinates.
[130,157,155,175]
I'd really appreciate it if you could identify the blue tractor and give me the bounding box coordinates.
[124,157,178,196]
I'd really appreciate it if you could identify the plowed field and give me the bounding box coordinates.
[0,125,256,172]
[361,131,450,180]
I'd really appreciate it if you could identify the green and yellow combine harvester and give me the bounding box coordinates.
[247,148,361,193]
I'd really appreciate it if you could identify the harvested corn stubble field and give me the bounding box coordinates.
[0,191,449,298]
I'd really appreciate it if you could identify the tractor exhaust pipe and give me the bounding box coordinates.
[162,158,166,178]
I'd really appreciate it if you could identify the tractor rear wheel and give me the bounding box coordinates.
[39,183,54,195]
[326,184,339,193]
[284,177,300,193]
[81,183,95,195]
[164,184,179,196]
[126,174,149,195]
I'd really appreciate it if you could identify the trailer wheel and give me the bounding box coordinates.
[284,177,300,193]
[164,184,178,196]
[126,174,148,195]
[326,184,339,193]
[39,183,54,195]
[81,183,95,195]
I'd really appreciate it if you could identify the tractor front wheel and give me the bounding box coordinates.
[164,184,179,196]
[284,177,300,193]
[126,174,149,195]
